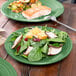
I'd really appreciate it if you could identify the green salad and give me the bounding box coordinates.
[10,26,68,62]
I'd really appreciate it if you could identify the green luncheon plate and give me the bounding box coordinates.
[1,0,64,22]
[0,58,17,76]
[4,26,72,65]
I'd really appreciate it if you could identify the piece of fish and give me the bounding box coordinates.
[46,32,57,38]
[23,46,33,56]
[22,5,51,19]
[48,46,62,55]
[12,34,23,49]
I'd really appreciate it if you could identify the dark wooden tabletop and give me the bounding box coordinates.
[0,0,76,76]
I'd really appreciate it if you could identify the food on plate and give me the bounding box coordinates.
[8,1,31,13]
[8,0,39,13]
[30,0,38,3]
[19,0,38,3]
[12,34,23,49]
[25,27,47,39]
[46,32,57,38]
[8,0,51,19]
[48,46,62,55]
[23,46,33,56]
[10,26,68,61]
[22,4,51,19]
[19,0,30,3]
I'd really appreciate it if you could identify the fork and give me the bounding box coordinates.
[44,16,76,32]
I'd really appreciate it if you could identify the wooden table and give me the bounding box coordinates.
[0,0,76,76]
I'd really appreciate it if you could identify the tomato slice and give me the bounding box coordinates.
[16,45,21,53]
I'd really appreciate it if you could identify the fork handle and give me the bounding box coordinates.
[55,20,76,32]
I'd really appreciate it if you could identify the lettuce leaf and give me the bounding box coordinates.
[58,31,68,41]
[21,54,28,58]
[47,38,65,42]
[41,43,48,54]
[28,47,42,61]
[19,40,30,54]
[9,32,22,42]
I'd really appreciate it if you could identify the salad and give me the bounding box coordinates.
[8,0,39,13]
[10,26,68,62]
[8,1,31,13]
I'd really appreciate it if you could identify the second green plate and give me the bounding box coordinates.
[0,58,17,76]
[1,0,64,22]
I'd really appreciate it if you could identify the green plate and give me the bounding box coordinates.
[1,0,64,22]
[0,58,17,76]
[4,26,72,65]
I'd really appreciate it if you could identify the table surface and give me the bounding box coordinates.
[0,0,76,76]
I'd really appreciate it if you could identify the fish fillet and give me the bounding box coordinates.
[22,6,51,19]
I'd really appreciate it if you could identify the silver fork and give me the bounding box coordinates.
[44,16,76,32]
